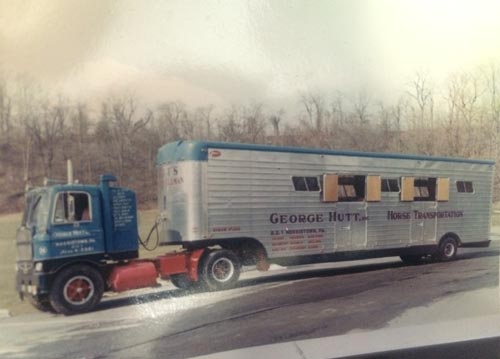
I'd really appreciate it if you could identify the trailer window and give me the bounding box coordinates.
[292,176,320,191]
[414,178,436,201]
[381,178,400,192]
[292,177,307,191]
[306,177,320,191]
[338,175,365,201]
[456,181,474,193]
[465,181,474,192]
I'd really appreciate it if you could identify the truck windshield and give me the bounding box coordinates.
[21,191,49,231]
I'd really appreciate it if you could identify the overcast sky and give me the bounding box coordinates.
[1,0,499,109]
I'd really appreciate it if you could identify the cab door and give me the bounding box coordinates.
[50,190,105,258]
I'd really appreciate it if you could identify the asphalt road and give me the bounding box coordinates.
[1,241,499,359]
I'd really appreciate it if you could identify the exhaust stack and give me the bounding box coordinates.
[67,160,74,185]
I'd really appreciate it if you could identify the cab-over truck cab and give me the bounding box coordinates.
[16,175,139,314]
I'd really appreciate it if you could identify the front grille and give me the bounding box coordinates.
[16,227,33,266]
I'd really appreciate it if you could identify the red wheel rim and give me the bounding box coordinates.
[63,275,94,305]
[211,258,235,283]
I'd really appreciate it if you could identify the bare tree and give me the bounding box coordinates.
[339,91,374,151]
[269,109,284,145]
[242,103,267,143]
[98,96,152,181]
[195,105,214,140]
[330,92,346,126]
[406,71,435,154]
[25,99,68,178]
[0,80,12,141]
[483,63,500,157]
[376,102,393,152]
[218,105,244,142]
[352,91,371,125]
[14,79,39,184]
[155,101,190,142]
[301,93,327,131]
[407,71,434,128]
[483,63,500,201]
[391,97,407,153]
[443,72,485,157]
[3,63,500,212]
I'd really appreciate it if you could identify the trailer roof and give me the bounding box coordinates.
[157,140,495,166]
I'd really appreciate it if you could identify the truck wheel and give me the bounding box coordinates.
[170,273,199,291]
[28,295,54,313]
[200,250,240,291]
[49,265,104,315]
[436,237,458,261]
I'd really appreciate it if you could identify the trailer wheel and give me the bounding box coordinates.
[170,274,199,291]
[49,265,104,315]
[437,236,458,261]
[28,295,55,313]
[200,250,240,291]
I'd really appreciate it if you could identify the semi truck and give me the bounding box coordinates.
[16,140,495,315]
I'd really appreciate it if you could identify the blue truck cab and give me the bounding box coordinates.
[16,175,139,313]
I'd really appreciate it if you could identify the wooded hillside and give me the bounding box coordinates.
[1,67,499,213]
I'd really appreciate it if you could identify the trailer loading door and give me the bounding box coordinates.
[411,201,437,244]
[334,203,368,251]
[327,175,368,251]
[410,178,437,245]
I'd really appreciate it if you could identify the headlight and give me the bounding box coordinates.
[35,262,43,272]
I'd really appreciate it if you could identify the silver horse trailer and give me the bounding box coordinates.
[157,140,494,288]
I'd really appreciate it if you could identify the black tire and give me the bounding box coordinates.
[199,250,240,291]
[436,236,458,261]
[49,265,104,315]
[400,255,426,265]
[28,295,55,313]
[170,273,199,290]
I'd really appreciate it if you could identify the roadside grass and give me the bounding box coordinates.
[493,202,500,226]
[0,209,179,316]
[0,213,31,316]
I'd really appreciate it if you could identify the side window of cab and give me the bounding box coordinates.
[53,192,92,224]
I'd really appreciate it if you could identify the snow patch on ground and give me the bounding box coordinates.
[388,287,500,327]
